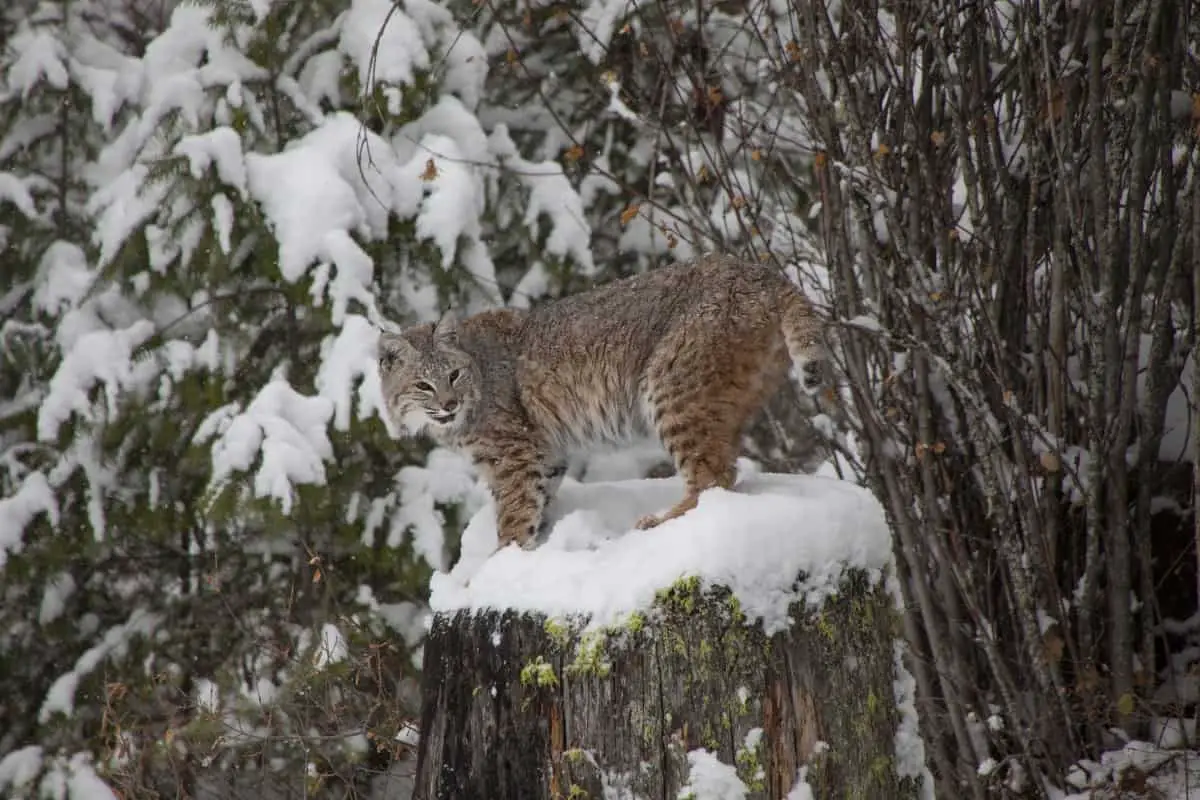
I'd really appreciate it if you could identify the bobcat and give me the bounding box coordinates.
[377,254,827,549]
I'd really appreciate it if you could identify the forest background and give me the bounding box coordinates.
[1,0,1199,797]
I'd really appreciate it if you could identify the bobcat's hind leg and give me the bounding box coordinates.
[636,411,740,531]
[637,325,773,531]
[635,462,735,530]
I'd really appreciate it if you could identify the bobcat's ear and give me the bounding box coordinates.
[378,333,417,372]
[433,310,460,345]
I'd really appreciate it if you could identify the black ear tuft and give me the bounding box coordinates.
[433,310,460,344]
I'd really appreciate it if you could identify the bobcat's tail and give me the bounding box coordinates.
[779,280,828,396]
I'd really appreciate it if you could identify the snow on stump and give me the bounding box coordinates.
[413,472,929,800]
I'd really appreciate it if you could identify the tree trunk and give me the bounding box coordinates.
[413,570,926,799]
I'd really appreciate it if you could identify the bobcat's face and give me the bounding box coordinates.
[378,314,479,434]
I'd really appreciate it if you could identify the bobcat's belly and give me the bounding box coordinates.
[552,397,652,453]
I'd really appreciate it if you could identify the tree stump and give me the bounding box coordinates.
[412,475,931,800]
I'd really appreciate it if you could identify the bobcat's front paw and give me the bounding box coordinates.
[496,524,537,551]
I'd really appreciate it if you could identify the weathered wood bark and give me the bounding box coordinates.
[414,568,924,799]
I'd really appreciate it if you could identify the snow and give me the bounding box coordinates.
[0,472,59,571]
[195,678,221,713]
[0,746,44,794]
[68,34,142,132]
[403,133,482,268]
[1055,741,1200,799]
[315,314,387,432]
[0,171,37,219]
[7,25,69,97]
[211,192,235,253]
[389,447,488,571]
[678,749,747,800]
[38,571,77,626]
[429,472,893,635]
[339,0,430,92]
[356,585,429,647]
[305,623,349,668]
[576,0,634,65]
[784,768,815,800]
[173,127,249,196]
[135,6,266,140]
[36,319,157,442]
[40,753,118,800]
[39,608,161,723]
[893,639,936,798]
[1158,349,1195,462]
[200,377,336,516]
[32,242,94,316]
[244,114,385,317]
[1149,717,1197,750]
[490,126,596,275]
[89,164,165,270]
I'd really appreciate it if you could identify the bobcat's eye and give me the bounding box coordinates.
[414,381,435,393]
[448,368,462,385]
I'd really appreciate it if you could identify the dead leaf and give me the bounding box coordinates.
[563,144,585,162]
[420,159,438,182]
[1041,631,1064,665]
[620,204,640,226]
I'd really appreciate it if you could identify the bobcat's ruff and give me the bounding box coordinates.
[378,254,826,549]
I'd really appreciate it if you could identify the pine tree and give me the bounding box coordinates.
[0,0,596,796]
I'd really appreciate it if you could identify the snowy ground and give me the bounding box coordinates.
[1054,740,1200,799]
[428,465,895,635]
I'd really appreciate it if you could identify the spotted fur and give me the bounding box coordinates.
[378,254,827,549]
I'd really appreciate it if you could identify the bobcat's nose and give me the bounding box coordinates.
[443,399,459,413]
